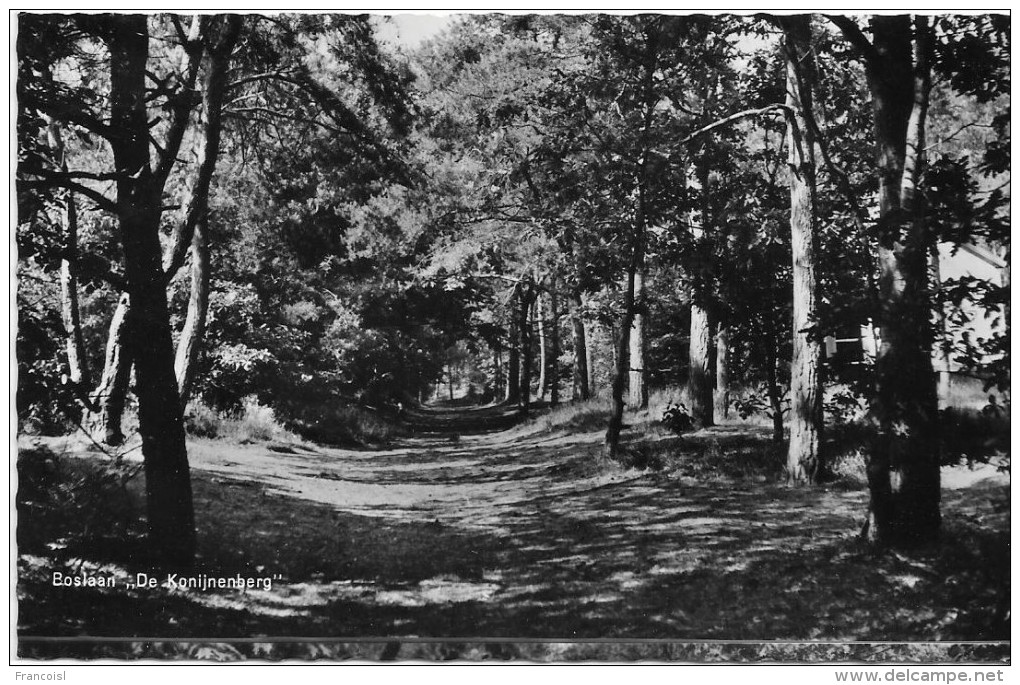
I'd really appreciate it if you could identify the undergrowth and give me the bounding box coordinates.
[185,397,404,447]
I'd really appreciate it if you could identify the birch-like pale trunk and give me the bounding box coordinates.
[174,218,209,404]
[627,268,648,409]
[713,326,730,420]
[519,280,535,413]
[45,120,91,395]
[172,19,239,406]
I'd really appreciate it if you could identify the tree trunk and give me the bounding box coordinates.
[519,279,535,413]
[605,200,647,459]
[838,16,940,546]
[86,294,132,445]
[46,120,91,396]
[628,268,648,409]
[783,16,823,485]
[688,302,714,427]
[493,339,503,399]
[172,19,238,406]
[929,242,951,404]
[688,159,714,428]
[549,279,561,406]
[604,273,637,460]
[586,321,598,395]
[537,292,548,401]
[570,290,590,401]
[766,342,785,444]
[174,218,209,405]
[506,289,521,405]
[108,16,194,565]
[714,325,730,420]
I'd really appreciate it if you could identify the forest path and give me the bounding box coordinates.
[188,403,644,531]
[172,407,1003,639]
[20,407,1009,640]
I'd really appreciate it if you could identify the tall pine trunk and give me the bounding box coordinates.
[688,162,714,427]
[766,339,785,444]
[518,280,534,413]
[506,287,521,405]
[536,293,548,401]
[783,16,823,485]
[628,268,648,409]
[570,290,590,400]
[604,264,638,459]
[549,279,561,405]
[108,16,194,565]
[714,326,730,420]
[605,200,646,459]
[586,321,598,395]
[493,339,503,400]
[688,302,714,427]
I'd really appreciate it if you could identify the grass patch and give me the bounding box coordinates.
[636,430,787,481]
[533,396,613,433]
[185,398,299,444]
[185,397,404,447]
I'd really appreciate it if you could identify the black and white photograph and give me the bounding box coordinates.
[12,10,1010,664]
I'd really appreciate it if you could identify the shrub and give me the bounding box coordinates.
[281,404,403,446]
[618,443,666,471]
[184,398,297,444]
[660,402,694,434]
[16,446,140,555]
[939,405,1010,468]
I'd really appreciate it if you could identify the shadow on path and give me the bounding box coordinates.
[17,407,1011,642]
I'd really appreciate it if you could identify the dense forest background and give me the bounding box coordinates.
[15,12,1010,657]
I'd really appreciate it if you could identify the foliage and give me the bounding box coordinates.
[17,446,141,555]
[732,385,790,422]
[823,387,867,425]
[660,402,694,434]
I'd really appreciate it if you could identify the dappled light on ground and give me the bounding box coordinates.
[18,409,1010,645]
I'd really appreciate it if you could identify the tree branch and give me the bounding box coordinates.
[226,69,296,91]
[677,104,792,147]
[19,178,117,214]
[224,107,348,137]
[826,15,881,66]
[152,15,204,189]
[20,166,125,183]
